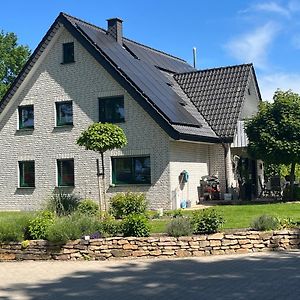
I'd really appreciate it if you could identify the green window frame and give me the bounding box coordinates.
[57,159,74,187]
[112,156,151,185]
[99,96,125,123]
[56,101,73,126]
[62,42,75,64]
[18,105,34,129]
[19,161,35,188]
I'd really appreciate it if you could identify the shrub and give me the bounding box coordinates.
[0,214,32,242]
[28,211,55,240]
[77,199,99,216]
[172,209,183,218]
[121,214,150,237]
[109,192,147,219]
[47,190,81,216]
[251,215,280,231]
[192,209,224,234]
[166,217,193,237]
[46,213,101,243]
[279,217,298,229]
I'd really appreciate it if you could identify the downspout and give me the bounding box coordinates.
[221,142,229,193]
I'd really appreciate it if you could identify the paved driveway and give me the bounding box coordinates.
[1,251,300,300]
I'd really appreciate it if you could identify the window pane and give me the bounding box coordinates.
[58,159,74,186]
[99,97,124,123]
[134,157,151,183]
[113,158,132,184]
[56,102,73,126]
[63,42,74,63]
[112,156,150,184]
[19,106,34,129]
[19,161,35,187]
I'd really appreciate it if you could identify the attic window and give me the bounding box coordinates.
[62,42,75,64]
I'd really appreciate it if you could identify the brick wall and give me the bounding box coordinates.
[0,27,170,210]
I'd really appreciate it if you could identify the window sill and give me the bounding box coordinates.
[55,186,75,188]
[61,61,76,65]
[17,186,35,189]
[53,125,74,132]
[16,128,34,133]
[110,183,151,187]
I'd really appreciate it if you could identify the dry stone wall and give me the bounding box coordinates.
[0,230,299,261]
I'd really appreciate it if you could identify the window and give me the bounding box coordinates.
[57,159,74,187]
[112,156,151,184]
[99,96,125,123]
[19,105,34,129]
[19,161,35,187]
[56,101,73,126]
[62,42,74,64]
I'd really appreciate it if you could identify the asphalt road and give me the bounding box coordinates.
[1,251,300,300]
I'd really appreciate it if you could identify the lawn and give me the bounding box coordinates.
[1,202,300,235]
[149,202,300,233]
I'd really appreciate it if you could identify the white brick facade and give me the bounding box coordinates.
[0,26,231,211]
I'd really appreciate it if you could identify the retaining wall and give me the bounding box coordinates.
[1,230,299,261]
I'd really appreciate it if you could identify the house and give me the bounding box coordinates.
[0,13,262,211]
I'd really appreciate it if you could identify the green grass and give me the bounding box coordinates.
[149,203,300,233]
[1,202,300,236]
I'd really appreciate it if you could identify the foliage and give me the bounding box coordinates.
[250,215,280,231]
[121,214,150,237]
[0,30,31,99]
[28,211,55,240]
[21,240,30,249]
[246,90,300,198]
[101,218,122,237]
[172,209,184,218]
[109,192,148,219]
[0,214,32,242]
[192,209,224,234]
[279,217,298,229]
[47,190,81,216]
[166,217,193,237]
[46,213,101,243]
[77,122,127,154]
[77,199,99,216]
[264,162,300,181]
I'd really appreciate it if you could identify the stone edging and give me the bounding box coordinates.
[0,229,299,261]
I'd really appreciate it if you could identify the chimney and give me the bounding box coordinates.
[107,18,123,44]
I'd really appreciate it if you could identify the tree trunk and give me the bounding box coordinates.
[100,152,107,212]
[289,162,296,200]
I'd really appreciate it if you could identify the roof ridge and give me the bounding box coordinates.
[175,63,253,76]
[60,12,188,64]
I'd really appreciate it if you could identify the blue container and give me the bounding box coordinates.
[180,199,187,209]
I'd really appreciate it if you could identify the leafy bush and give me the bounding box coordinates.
[172,209,183,218]
[192,209,224,234]
[251,215,280,231]
[166,217,193,237]
[47,190,81,216]
[28,211,55,240]
[77,199,99,216]
[0,214,32,242]
[109,192,147,219]
[122,214,150,237]
[279,217,298,229]
[46,213,101,243]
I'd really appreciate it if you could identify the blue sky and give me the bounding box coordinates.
[1,0,300,100]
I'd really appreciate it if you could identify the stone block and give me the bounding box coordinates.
[111,250,131,257]
[123,244,138,250]
[132,250,149,257]
[176,250,192,257]
[207,233,224,240]
[192,250,205,256]
[210,240,221,247]
[222,239,238,246]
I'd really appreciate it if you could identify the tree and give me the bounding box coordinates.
[77,123,127,210]
[0,30,31,99]
[246,90,300,199]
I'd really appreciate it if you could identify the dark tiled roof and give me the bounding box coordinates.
[64,13,201,127]
[174,64,254,138]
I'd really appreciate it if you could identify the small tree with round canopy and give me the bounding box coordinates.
[77,123,127,210]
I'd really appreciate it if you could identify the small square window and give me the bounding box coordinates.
[19,161,35,188]
[19,105,34,129]
[112,156,151,185]
[99,96,125,123]
[56,101,73,126]
[63,42,74,64]
[57,159,74,187]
